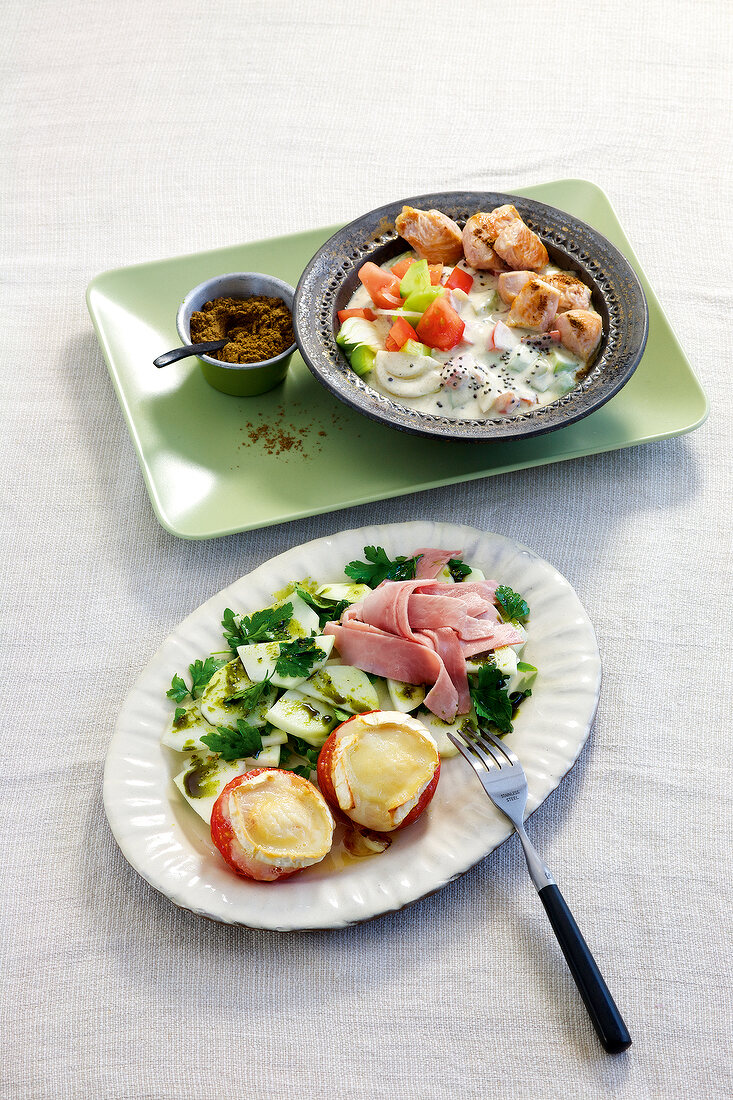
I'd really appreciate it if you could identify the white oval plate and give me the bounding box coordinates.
[104,521,601,930]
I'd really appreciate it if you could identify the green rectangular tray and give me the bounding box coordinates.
[87,179,707,540]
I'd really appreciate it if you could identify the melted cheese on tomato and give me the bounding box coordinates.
[331,712,439,831]
[228,772,334,870]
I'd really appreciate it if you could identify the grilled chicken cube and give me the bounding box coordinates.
[462,213,510,271]
[493,220,549,271]
[395,206,464,265]
[483,204,522,241]
[507,277,561,332]
[555,309,603,360]
[540,271,592,313]
[497,270,534,305]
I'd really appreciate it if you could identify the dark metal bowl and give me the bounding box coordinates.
[293,191,648,442]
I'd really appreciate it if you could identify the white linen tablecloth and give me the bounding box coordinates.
[2,1,732,1096]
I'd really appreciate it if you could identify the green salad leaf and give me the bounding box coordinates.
[201,720,263,762]
[470,665,514,735]
[447,557,472,582]
[345,546,422,588]
[222,602,293,652]
[287,735,321,768]
[275,638,326,679]
[495,585,530,623]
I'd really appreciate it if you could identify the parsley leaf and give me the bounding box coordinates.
[189,656,221,697]
[447,557,472,582]
[288,735,321,767]
[495,585,530,623]
[275,638,326,679]
[166,674,189,703]
[470,665,514,735]
[295,585,351,629]
[333,707,351,723]
[344,546,422,589]
[221,602,293,652]
[225,676,273,710]
[173,707,187,725]
[200,720,263,762]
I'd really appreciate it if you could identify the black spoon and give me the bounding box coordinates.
[154,340,227,368]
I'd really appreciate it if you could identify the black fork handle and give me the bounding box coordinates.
[538,884,632,1053]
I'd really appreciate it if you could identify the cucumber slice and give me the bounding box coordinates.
[199,658,277,730]
[265,689,338,747]
[387,679,426,712]
[237,635,334,689]
[278,592,319,638]
[415,709,477,758]
[316,582,370,603]
[299,665,379,714]
[172,754,251,824]
[493,646,518,677]
[399,258,430,299]
[161,703,214,753]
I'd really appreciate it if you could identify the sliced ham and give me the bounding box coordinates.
[326,556,524,722]
[421,628,471,716]
[323,622,459,721]
[413,547,461,579]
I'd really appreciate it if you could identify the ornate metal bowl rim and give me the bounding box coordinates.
[293,191,649,442]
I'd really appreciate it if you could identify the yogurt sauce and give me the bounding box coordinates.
[346,256,586,420]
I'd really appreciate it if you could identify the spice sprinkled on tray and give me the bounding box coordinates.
[190,295,294,364]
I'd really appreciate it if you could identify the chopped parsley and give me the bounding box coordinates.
[470,665,514,735]
[166,674,189,703]
[224,676,273,710]
[495,585,530,623]
[201,720,263,762]
[275,638,326,679]
[447,557,472,582]
[166,656,223,703]
[221,602,293,652]
[345,546,422,588]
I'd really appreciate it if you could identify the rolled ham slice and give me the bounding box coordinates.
[325,554,524,722]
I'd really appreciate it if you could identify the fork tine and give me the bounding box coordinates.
[449,727,503,772]
[479,726,519,766]
[446,732,490,778]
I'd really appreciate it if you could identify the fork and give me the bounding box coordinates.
[448,726,632,1054]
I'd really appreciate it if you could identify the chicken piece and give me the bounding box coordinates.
[507,278,560,332]
[540,271,592,314]
[555,310,603,361]
[395,206,464,265]
[462,213,510,271]
[498,270,534,305]
[493,220,549,271]
[483,204,522,241]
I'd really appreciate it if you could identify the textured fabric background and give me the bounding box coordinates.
[2,1,732,1097]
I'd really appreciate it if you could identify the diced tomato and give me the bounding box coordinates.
[337,307,376,323]
[428,264,444,286]
[416,296,465,350]
[358,261,403,309]
[390,258,415,279]
[444,267,473,294]
[384,317,419,352]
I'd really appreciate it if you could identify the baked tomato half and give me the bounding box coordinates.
[416,295,465,350]
[210,768,334,881]
[317,711,440,833]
